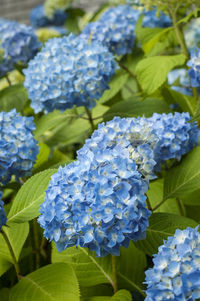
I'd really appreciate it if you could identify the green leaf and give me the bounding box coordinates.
[99,70,129,104]
[162,87,196,116]
[111,290,132,301]
[0,258,12,277]
[164,147,200,200]
[0,84,28,112]
[52,245,113,287]
[34,109,74,139]
[103,97,171,122]
[84,296,111,301]
[7,169,57,223]
[147,179,184,215]
[191,95,200,121]
[33,142,50,172]
[136,213,197,256]
[0,288,10,301]
[0,222,29,276]
[45,105,108,147]
[181,188,200,206]
[117,243,146,295]
[10,263,80,301]
[142,28,175,56]
[135,54,186,94]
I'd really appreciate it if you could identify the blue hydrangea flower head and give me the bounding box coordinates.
[168,68,192,96]
[145,227,200,301]
[38,149,151,257]
[0,19,41,76]
[0,110,39,185]
[187,48,200,87]
[78,116,158,180]
[148,112,199,169]
[24,34,117,113]
[30,4,67,28]
[142,8,172,28]
[0,192,7,230]
[78,113,199,177]
[81,5,140,56]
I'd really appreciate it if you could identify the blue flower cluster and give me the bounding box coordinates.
[0,110,39,185]
[142,8,172,28]
[81,5,140,56]
[148,112,199,169]
[0,192,7,231]
[38,148,150,257]
[78,113,199,175]
[187,48,200,87]
[0,19,41,77]
[30,4,67,28]
[168,68,192,96]
[145,227,200,301]
[24,34,117,113]
[78,116,158,180]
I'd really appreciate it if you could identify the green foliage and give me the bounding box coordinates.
[162,87,196,116]
[136,213,197,256]
[99,70,129,104]
[0,84,28,112]
[0,223,29,276]
[7,169,57,223]
[103,97,171,121]
[147,179,184,215]
[9,263,80,301]
[52,245,113,287]
[135,54,186,94]
[110,290,132,301]
[164,147,200,200]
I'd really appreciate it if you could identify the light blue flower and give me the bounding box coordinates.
[81,5,140,56]
[30,4,67,28]
[24,34,117,113]
[168,68,192,96]
[0,19,41,76]
[145,227,200,301]
[78,113,198,177]
[0,192,7,230]
[187,48,200,87]
[38,148,151,257]
[0,110,39,185]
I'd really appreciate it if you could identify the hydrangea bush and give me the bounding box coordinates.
[1,0,200,300]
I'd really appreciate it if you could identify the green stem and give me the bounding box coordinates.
[112,256,118,294]
[171,10,198,106]
[152,198,166,212]
[85,106,95,132]
[116,59,143,93]
[176,198,185,216]
[5,75,11,86]
[33,219,40,269]
[171,12,189,58]
[1,228,20,279]
[146,197,153,211]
